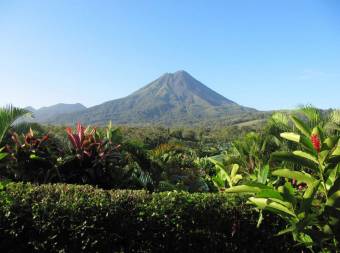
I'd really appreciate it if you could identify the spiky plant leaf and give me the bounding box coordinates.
[0,105,29,144]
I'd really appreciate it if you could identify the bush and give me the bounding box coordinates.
[0,183,302,253]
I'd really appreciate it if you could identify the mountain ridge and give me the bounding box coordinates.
[24,103,87,123]
[28,71,258,126]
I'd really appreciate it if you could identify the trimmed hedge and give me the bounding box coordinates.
[0,183,300,252]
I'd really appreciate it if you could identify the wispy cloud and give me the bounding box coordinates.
[298,69,340,80]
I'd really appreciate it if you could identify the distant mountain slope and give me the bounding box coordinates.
[44,71,258,126]
[25,103,86,122]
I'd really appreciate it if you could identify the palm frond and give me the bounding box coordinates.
[0,105,30,144]
[297,105,321,127]
[330,110,340,125]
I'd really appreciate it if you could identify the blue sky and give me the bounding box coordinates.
[0,0,339,110]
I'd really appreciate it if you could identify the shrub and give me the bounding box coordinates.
[58,123,129,189]
[2,129,61,183]
[0,182,301,253]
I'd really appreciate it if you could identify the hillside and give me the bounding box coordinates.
[24,103,87,122]
[38,71,259,126]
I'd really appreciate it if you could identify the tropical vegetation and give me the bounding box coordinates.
[0,104,339,252]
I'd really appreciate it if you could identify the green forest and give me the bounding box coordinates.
[0,105,339,252]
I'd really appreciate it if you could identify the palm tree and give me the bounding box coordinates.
[0,105,29,144]
[267,105,340,138]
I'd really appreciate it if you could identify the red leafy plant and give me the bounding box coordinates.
[3,128,60,183]
[60,123,128,189]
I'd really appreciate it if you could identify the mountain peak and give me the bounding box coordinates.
[147,70,235,107]
[173,70,190,75]
[39,71,256,126]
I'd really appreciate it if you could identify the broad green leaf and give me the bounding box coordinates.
[290,115,311,137]
[325,165,339,191]
[280,132,300,143]
[280,132,316,155]
[282,182,297,206]
[272,168,317,186]
[258,165,269,184]
[303,180,320,199]
[256,189,283,201]
[208,156,224,168]
[266,197,294,209]
[212,175,224,188]
[326,177,340,208]
[318,150,329,165]
[331,145,340,156]
[231,174,242,185]
[328,177,340,197]
[217,168,228,182]
[326,190,340,208]
[292,150,318,164]
[212,168,229,188]
[270,152,319,171]
[223,182,271,193]
[300,136,318,156]
[329,146,340,164]
[323,137,338,150]
[300,180,321,217]
[0,152,7,160]
[224,185,261,193]
[248,197,297,218]
[230,164,239,178]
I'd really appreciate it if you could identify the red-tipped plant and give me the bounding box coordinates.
[60,122,126,188]
[65,123,99,157]
[4,128,59,183]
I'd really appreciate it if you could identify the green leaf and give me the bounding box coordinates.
[326,191,340,208]
[300,180,320,217]
[0,152,7,160]
[325,165,339,191]
[223,182,271,193]
[212,174,225,188]
[231,174,242,185]
[208,156,224,168]
[318,150,329,165]
[303,180,320,199]
[323,137,338,150]
[326,177,340,208]
[276,226,295,236]
[272,168,317,186]
[292,150,318,164]
[270,152,319,171]
[256,210,264,228]
[280,132,300,143]
[256,189,283,201]
[282,182,297,206]
[248,197,297,218]
[290,115,311,137]
[230,164,239,178]
[331,145,340,156]
[258,165,269,184]
[329,146,340,164]
[224,185,261,193]
[280,132,316,154]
